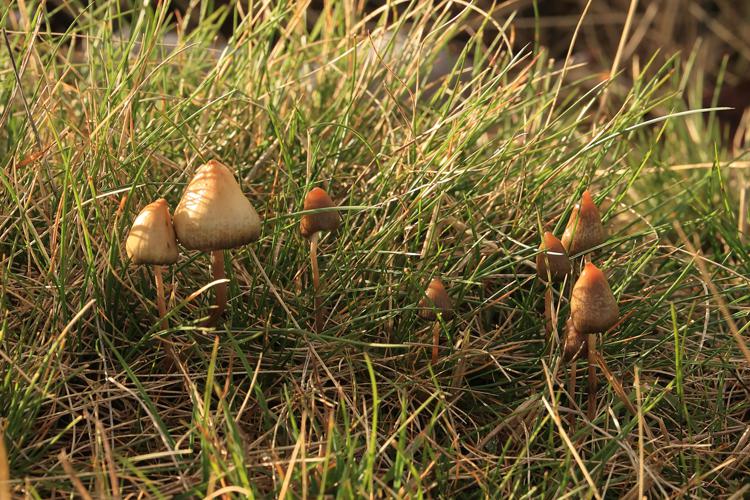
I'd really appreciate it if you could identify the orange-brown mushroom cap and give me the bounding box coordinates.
[300,187,340,239]
[536,232,571,282]
[570,262,619,334]
[419,278,453,321]
[126,198,179,265]
[561,190,606,255]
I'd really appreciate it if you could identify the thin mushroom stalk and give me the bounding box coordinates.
[300,188,340,333]
[309,232,322,333]
[207,250,228,327]
[570,262,619,421]
[419,278,453,365]
[173,160,261,328]
[562,317,587,426]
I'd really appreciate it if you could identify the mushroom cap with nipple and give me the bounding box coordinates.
[173,160,261,251]
[300,187,341,239]
[570,262,619,334]
[419,278,453,321]
[561,190,606,255]
[126,198,179,265]
[536,231,571,282]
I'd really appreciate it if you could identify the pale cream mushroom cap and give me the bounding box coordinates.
[173,160,261,251]
[126,198,179,265]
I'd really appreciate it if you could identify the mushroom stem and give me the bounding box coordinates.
[205,250,227,327]
[431,321,441,365]
[543,286,554,344]
[153,265,168,330]
[310,232,322,332]
[587,333,598,421]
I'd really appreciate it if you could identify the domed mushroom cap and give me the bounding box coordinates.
[173,160,261,251]
[300,187,341,239]
[571,263,619,334]
[562,317,587,362]
[419,278,453,320]
[126,198,179,265]
[536,232,571,282]
[561,190,606,255]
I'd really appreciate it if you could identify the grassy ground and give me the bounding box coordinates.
[1,1,750,498]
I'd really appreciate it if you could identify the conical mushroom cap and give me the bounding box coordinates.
[571,263,619,334]
[300,187,341,239]
[562,317,587,362]
[419,278,453,320]
[536,232,571,282]
[561,190,605,255]
[173,160,261,251]
[126,198,179,265]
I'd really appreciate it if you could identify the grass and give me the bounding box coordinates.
[1,0,749,497]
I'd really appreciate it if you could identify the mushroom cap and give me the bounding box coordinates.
[126,198,179,265]
[561,190,606,255]
[173,160,261,251]
[570,262,619,334]
[300,187,341,239]
[562,317,587,362]
[536,232,571,282]
[419,278,453,320]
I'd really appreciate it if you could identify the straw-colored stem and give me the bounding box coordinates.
[205,250,227,327]
[431,321,441,365]
[587,333,598,421]
[153,265,167,330]
[310,232,322,333]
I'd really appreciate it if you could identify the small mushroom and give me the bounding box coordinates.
[536,232,571,283]
[126,198,179,329]
[173,160,261,327]
[570,262,619,420]
[300,187,340,332]
[536,232,571,341]
[419,278,453,365]
[561,190,605,256]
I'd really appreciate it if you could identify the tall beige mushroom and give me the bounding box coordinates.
[561,190,605,256]
[300,187,340,333]
[173,160,261,327]
[570,262,619,420]
[126,198,179,329]
[419,278,453,365]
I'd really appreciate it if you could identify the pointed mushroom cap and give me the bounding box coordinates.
[126,198,179,265]
[173,160,261,251]
[300,187,341,239]
[536,232,571,282]
[419,278,453,320]
[561,190,606,255]
[570,262,619,334]
[562,317,587,362]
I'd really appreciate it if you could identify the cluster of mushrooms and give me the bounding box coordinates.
[125,160,340,330]
[536,190,620,421]
[126,161,618,419]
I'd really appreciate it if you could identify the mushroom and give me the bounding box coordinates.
[173,160,261,327]
[126,198,179,329]
[536,231,571,340]
[419,278,453,365]
[300,187,340,332]
[570,262,619,420]
[561,190,605,256]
